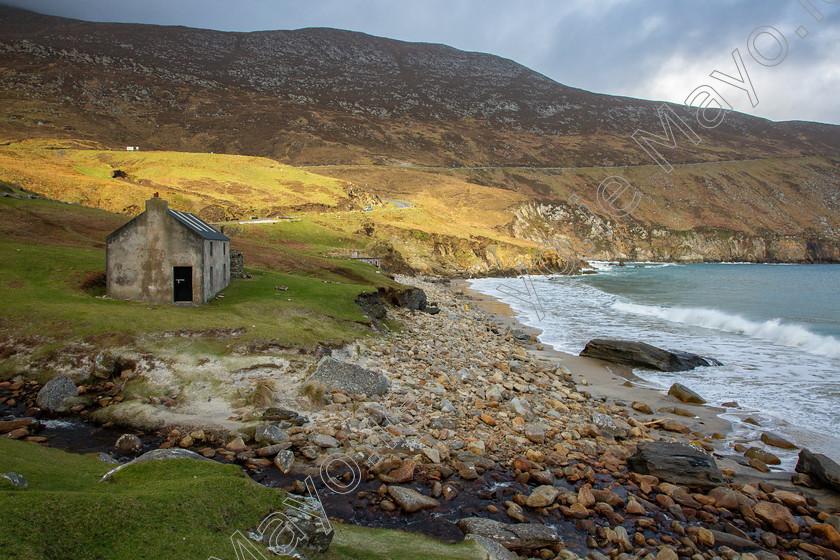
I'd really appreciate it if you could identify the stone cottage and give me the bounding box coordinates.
[106,195,230,304]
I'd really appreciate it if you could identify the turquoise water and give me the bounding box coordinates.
[584,263,840,342]
[470,263,840,464]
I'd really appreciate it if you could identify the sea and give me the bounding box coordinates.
[469,263,840,468]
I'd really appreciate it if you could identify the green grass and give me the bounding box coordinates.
[0,238,378,350]
[0,438,286,560]
[0,439,486,560]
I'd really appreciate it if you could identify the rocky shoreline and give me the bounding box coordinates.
[3,275,840,559]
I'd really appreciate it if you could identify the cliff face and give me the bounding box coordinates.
[1,6,838,268]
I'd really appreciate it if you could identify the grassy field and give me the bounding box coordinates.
[0,439,485,560]
[0,194,401,376]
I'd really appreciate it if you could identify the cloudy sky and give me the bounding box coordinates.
[7,0,840,124]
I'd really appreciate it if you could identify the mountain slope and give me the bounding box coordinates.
[0,6,838,267]
[1,6,839,167]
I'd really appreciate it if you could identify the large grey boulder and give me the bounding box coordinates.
[255,424,289,445]
[456,517,563,551]
[100,448,213,482]
[629,442,725,490]
[36,375,78,412]
[795,448,840,493]
[580,339,722,372]
[307,357,389,396]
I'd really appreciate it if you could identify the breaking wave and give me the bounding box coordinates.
[613,301,840,358]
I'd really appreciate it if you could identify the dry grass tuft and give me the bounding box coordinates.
[247,380,277,409]
[298,380,327,409]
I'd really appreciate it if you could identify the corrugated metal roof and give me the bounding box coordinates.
[167,209,229,241]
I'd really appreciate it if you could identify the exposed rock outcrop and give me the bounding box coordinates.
[580,339,722,372]
[795,448,840,493]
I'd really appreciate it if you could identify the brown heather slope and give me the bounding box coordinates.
[0,6,838,267]
[1,6,839,167]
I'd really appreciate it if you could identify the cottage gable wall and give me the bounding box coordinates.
[106,197,228,304]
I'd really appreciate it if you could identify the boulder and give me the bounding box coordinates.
[632,401,653,414]
[100,448,213,482]
[655,418,690,434]
[273,450,295,474]
[580,339,722,372]
[667,383,706,404]
[114,434,143,456]
[387,486,440,513]
[592,412,630,438]
[745,447,781,466]
[709,486,755,510]
[312,434,340,448]
[456,517,563,551]
[258,443,290,457]
[255,424,289,445]
[262,407,308,425]
[795,448,840,493]
[761,432,797,449]
[754,500,800,533]
[628,442,725,490]
[525,485,561,508]
[0,418,34,434]
[36,375,78,412]
[307,357,389,397]
[1,472,28,488]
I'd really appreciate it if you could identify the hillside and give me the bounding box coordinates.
[0,6,838,266]
[2,6,839,167]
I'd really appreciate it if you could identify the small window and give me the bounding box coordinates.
[210,266,214,286]
[210,242,213,257]
[223,243,226,256]
[223,264,227,278]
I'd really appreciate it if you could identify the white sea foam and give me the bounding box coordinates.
[471,267,840,462]
[613,301,840,359]
[587,261,615,271]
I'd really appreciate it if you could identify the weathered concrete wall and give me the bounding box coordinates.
[106,198,210,304]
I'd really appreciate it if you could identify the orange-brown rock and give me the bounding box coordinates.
[754,500,800,533]
[811,523,840,551]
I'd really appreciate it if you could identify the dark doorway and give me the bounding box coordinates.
[173,266,193,302]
